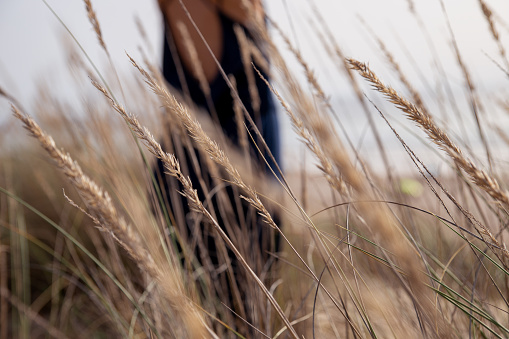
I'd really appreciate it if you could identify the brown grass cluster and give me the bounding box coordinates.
[2,0,509,338]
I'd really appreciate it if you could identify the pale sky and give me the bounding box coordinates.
[1,0,507,103]
[1,0,508,173]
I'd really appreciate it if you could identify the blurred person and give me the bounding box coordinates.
[159,0,280,164]
[154,0,282,331]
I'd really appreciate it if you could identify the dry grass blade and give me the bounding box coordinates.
[348,59,509,260]
[12,106,153,272]
[229,75,250,164]
[11,105,207,338]
[125,55,281,232]
[91,75,300,339]
[438,0,492,168]
[478,0,509,71]
[176,22,210,98]
[361,19,428,114]
[302,6,394,182]
[234,25,261,115]
[83,0,107,53]
[254,66,348,195]
[256,17,452,336]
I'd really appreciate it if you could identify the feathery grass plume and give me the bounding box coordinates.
[251,20,452,335]
[125,50,353,335]
[251,14,456,336]
[82,0,127,103]
[361,19,428,114]
[176,21,210,99]
[91,75,300,339]
[397,0,473,144]
[302,4,394,182]
[126,55,280,231]
[438,0,492,168]
[234,25,261,116]
[83,0,107,53]
[12,108,148,269]
[478,0,509,72]
[252,18,363,195]
[254,67,348,195]
[268,20,328,107]
[348,59,509,259]
[229,74,250,165]
[12,106,207,338]
[129,58,309,314]
[265,19,382,194]
[174,21,227,148]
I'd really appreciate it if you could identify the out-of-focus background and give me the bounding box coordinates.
[1,0,509,173]
[3,1,509,337]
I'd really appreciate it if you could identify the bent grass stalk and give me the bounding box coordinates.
[123,57,365,334]
[254,18,450,334]
[11,106,207,338]
[348,59,509,263]
[90,76,300,339]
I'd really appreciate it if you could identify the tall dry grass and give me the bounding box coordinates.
[1,0,509,338]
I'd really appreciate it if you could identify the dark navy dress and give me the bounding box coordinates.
[162,13,280,168]
[155,11,281,296]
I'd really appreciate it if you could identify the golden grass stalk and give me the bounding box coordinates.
[126,56,281,230]
[478,0,509,71]
[250,20,453,335]
[361,19,427,114]
[13,107,154,272]
[176,21,210,99]
[301,6,394,181]
[175,21,226,143]
[438,0,492,167]
[234,25,261,115]
[268,20,328,108]
[254,67,348,195]
[12,106,207,338]
[348,59,509,260]
[91,74,300,338]
[140,3,450,334]
[275,19,379,191]
[251,19,362,196]
[229,75,250,165]
[250,16,454,335]
[83,0,107,53]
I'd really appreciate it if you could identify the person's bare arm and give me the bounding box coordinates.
[158,0,264,82]
[209,0,264,25]
[159,0,264,25]
[161,0,223,82]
